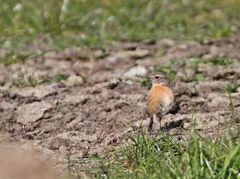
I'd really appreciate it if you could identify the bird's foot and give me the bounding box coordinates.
[148,127,161,137]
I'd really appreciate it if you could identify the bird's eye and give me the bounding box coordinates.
[155,76,160,79]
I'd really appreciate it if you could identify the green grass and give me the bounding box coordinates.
[0,50,37,65]
[183,74,205,83]
[141,77,152,89]
[226,83,240,93]
[91,91,240,179]
[88,129,240,179]
[66,121,240,178]
[11,73,68,87]
[1,0,240,53]
[189,57,233,68]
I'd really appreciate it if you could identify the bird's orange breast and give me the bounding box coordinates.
[147,85,174,115]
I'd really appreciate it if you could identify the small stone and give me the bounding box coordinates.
[64,95,88,105]
[112,49,150,60]
[178,44,188,50]
[88,148,102,156]
[122,43,138,50]
[202,54,215,59]
[93,49,105,58]
[9,93,17,100]
[114,100,128,109]
[160,38,175,47]
[194,97,206,105]
[210,46,219,56]
[124,66,147,79]
[107,78,120,89]
[65,75,84,86]
[43,112,51,119]
[101,91,113,100]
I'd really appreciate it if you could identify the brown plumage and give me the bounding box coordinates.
[147,74,174,132]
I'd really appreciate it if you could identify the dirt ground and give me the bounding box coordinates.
[0,35,240,175]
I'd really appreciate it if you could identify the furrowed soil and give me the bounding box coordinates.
[0,35,240,176]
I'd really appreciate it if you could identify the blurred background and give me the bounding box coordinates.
[1,0,240,53]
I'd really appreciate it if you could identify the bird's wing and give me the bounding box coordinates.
[162,101,175,115]
[156,101,175,117]
[156,104,163,119]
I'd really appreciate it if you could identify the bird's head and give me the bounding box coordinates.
[150,74,168,86]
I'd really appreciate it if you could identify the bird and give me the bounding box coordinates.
[147,73,174,133]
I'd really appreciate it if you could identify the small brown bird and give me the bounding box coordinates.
[147,74,174,133]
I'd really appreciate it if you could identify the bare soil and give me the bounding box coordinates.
[0,36,240,174]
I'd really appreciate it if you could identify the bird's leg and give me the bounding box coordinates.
[153,113,161,132]
[148,116,153,132]
[148,116,153,133]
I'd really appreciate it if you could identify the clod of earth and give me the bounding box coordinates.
[16,101,52,125]
[14,85,58,98]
